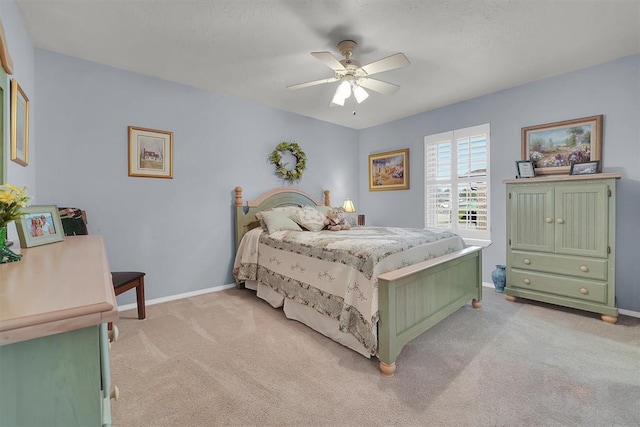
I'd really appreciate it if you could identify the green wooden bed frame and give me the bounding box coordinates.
[234,186,483,376]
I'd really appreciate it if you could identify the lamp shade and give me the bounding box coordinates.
[342,198,356,213]
[353,85,369,103]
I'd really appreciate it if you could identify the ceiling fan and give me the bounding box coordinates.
[287,40,410,106]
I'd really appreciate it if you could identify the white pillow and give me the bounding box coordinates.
[260,210,303,234]
[256,206,302,231]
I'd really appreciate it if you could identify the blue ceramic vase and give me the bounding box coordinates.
[491,264,506,293]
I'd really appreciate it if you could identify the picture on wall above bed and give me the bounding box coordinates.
[128,126,173,179]
[521,115,602,175]
[368,148,409,191]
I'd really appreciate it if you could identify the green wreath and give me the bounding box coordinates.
[268,142,307,182]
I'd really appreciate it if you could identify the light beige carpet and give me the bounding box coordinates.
[111,287,640,426]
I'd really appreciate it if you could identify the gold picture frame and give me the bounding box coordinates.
[10,79,29,166]
[521,115,603,175]
[368,148,409,191]
[128,126,173,179]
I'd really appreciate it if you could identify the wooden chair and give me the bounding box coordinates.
[58,208,146,322]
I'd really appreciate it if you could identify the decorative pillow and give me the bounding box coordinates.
[341,212,358,228]
[315,205,331,216]
[256,206,302,231]
[290,206,327,232]
[260,210,303,234]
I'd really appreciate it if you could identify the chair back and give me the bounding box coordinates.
[58,207,88,236]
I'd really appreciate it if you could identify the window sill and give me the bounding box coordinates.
[463,238,491,248]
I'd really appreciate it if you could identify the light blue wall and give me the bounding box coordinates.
[359,54,640,311]
[32,50,358,304]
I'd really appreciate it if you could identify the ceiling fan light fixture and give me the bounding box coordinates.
[289,40,409,108]
[336,80,351,99]
[330,80,351,106]
[331,90,346,107]
[353,85,369,103]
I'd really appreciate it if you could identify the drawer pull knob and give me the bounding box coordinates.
[523,259,531,265]
[580,288,588,295]
[523,279,531,285]
[110,385,120,401]
[556,218,564,224]
[580,265,589,272]
[108,325,120,343]
[545,217,553,223]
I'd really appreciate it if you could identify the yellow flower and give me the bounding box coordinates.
[0,184,31,228]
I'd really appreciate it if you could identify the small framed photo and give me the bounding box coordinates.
[128,126,173,179]
[15,205,65,248]
[516,160,535,178]
[569,160,600,176]
[10,79,29,166]
[368,148,409,191]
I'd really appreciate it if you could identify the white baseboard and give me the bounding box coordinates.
[118,281,640,320]
[117,283,236,313]
[619,308,640,318]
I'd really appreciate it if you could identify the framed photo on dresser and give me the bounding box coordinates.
[516,160,535,178]
[15,205,65,248]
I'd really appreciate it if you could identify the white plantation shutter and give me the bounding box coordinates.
[424,124,490,243]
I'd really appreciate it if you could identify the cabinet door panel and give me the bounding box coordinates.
[0,326,101,426]
[510,185,554,252]
[554,185,608,257]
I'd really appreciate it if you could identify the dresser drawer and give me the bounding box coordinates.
[510,251,607,280]
[509,269,607,304]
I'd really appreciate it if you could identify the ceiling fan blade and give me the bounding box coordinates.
[358,78,400,95]
[287,77,339,90]
[361,53,409,76]
[311,51,346,72]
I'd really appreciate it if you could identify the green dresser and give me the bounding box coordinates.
[0,236,119,426]
[505,173,620,323]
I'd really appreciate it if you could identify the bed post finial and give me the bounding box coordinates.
[235,187,243,207]
[324,190,330,206]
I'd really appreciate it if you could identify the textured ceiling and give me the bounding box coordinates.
[15,0,640,129]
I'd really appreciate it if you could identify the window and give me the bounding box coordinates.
[424,123,490,244]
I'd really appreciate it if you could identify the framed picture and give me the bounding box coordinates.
[569,160,600,176]
[516,160,535,178]
[10,79,29,166]
[15,205,65,248]
[128,126,173,179]
[368,148,409,191]
[521,115,602,175]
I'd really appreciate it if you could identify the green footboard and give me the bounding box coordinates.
[377,246,482,375]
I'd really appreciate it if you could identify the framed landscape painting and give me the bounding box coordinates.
[521,115,602,175]
[128,126,173,179]
[368,148,409,191]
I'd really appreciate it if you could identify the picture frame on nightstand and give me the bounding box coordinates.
[516,160,535,178]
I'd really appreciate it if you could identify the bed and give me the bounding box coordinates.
[233,186,482,376]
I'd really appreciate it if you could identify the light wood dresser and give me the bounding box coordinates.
[0,235,119,426]
[504,173,621,323]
